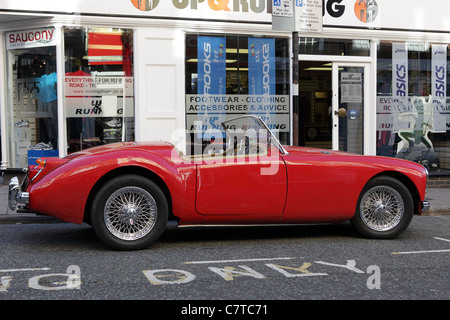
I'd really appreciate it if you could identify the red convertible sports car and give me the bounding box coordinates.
[9,116,429,250]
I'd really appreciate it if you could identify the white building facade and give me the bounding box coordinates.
[0,0,449,179]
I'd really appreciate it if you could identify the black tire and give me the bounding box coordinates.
[91,175,168,250]
[351,176,414,239]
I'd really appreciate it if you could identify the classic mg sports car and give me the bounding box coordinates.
[9,116,430,250]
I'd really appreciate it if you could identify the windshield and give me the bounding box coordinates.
[216,116,287,156]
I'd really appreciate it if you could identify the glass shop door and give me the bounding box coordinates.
[332,63,370,154]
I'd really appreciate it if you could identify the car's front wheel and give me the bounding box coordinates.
[91,175,168,250]
[351,176,414,239]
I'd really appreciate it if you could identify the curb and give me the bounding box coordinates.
[422,209,450,216]
[0,213,62,225]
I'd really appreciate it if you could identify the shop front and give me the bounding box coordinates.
[3,26,134,168]
[292,0,450,178]
[0,0,449,182]
[296,35,450,175]
[0,1,286,171]
[5,28,60,168]
[375,41,449,174]
[296,52,372,156]
[184,33,291,155]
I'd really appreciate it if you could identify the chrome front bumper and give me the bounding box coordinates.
[8,177,29,211]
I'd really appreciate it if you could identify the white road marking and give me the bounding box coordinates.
[392,249,450,255]
[392,237,450,254]
[0,268,51,273]
[184,257,295,264]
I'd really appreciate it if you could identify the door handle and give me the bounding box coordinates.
[335,108,347,118]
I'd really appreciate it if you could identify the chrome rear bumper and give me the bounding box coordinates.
[8,177,29,211]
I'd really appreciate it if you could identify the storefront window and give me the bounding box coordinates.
[64,27,134,153]
[5,28,59,167]
[185,34,290,155]
[377,41,450,174]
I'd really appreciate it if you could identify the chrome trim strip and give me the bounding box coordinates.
[30,159,46,183]
[258,116,289,155]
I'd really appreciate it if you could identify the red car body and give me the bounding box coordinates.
[9,116,429,250]
[21,142,428,224]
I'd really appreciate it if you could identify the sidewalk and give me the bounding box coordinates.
[421,188,450,215]
[0,184,448,224]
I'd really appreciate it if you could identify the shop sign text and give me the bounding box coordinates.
[7,28,56,50]
[131,0,267,13]
[186,94,290,133]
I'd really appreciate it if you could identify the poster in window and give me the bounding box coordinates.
[432,44,447,133]
[248,38,275,96]
[248,37,277,127]
[196,36,226,137]
[340,72,362,103]
[197,36,226,95]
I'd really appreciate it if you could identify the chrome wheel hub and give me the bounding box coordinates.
[120,204,139,225]
[104,187,157,241]
[373,200,387,215]
[360,186,404,232]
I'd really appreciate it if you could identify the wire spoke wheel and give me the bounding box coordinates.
[91,175,168,250]
[104,186,157,241]
[351,176,413,239]
[359,186,404,232]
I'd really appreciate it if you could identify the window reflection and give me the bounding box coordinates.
[6,29,58,167]
[185,34,290,156]
[64,27,134,153]
[376,41,450,173]
[298,38,370,56]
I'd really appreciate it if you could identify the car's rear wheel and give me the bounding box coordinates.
[351,176,414,239]
[91,175,168,250]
